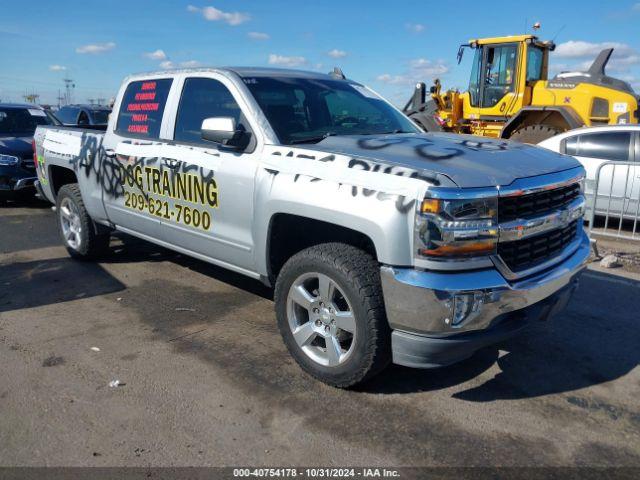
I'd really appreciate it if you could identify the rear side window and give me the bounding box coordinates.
[174,77,243,144]
[116,78,172,138]
[564,132,631,161]
[55,107,79,124]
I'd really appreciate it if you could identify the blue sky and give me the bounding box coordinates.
[2,0,640,106]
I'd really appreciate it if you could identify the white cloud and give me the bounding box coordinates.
[268,54,306,67]
[405,23,425,33]
[187,5,249,26]
[633,3,640,11]
[76,42,116,54]
[248,31,269,40]
[553,40,640,73]
[49,65,66,71]
[377,58,449,85]
[327,49,347,59]
[554,40,634,58]
[159,59,201,69]
[144,49,167,60]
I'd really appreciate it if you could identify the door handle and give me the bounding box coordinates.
[104,149,116,158]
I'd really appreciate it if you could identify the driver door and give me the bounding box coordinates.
[478,43,519,115]
[157,74,260,273]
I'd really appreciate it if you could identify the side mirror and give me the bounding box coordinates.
[201,117,248,149]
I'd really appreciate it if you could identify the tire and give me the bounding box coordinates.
[408,99,442,133]
[274,243,391,388]
[509,124,564,144]
[56,184,110,260]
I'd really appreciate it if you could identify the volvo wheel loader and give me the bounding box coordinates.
[403,34,639,143]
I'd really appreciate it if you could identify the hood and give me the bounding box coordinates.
[300,133,580,188]
[0,135,33,158]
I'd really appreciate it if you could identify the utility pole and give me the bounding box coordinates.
[23,93,40,104]
[63,77,75,105]
[57,90,64,109]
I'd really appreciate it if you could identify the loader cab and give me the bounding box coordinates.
[463,36,552,122]
[468,42,518,109]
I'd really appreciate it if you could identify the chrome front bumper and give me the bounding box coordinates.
[14,177,37,190]
[381,231,590,337]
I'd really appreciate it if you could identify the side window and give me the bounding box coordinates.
[526,47,544,82]
[174,77,243,144]
[56,107,79,124]
[565,132,631,161]
[116,78,172,138]
[78,110,89,125]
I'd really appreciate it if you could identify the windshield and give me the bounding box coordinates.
[0,107,55,135]
[243,77,419,144]
[91,110,111,125]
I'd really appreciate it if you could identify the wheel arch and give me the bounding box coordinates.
[48,165,78,197]
[265,213,379,285]
[500,106,584,139]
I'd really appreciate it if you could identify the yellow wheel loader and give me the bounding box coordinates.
[403,35,639,143]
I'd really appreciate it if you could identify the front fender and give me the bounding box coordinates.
[252,167,419,277]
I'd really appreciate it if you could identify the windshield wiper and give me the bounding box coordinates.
[288,132,337,145]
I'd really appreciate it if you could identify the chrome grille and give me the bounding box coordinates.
[498,183,581,223]
[497,220,578,273]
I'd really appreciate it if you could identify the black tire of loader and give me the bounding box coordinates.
[508,124,564,144]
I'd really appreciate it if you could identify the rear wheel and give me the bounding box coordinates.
[274,243,391,388]
[56,184,110,259]
[509,124,564,144]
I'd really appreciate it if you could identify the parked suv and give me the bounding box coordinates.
[0,103,58,200]
[54,104,111,127]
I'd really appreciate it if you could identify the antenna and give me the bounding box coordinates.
[551,24,566,42]
[56,90,65,109]
[63,77,75,105]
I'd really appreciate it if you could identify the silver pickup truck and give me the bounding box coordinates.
[34,67,589,387]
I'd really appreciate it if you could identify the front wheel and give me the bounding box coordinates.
[56,184,110,259]
[274,243,391,388]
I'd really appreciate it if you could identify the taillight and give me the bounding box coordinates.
[32,139,37,164]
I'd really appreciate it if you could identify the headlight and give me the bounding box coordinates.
[0,154,19,166]
[414,195,498,262]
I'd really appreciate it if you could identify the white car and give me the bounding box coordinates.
[538,125,640,220]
